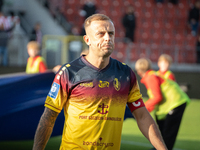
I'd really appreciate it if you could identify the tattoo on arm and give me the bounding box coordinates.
[32,107,59,150]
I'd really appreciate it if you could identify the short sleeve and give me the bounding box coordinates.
[45,67,68,113]
[127,69,143,103]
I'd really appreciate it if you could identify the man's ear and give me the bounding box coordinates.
[83,35,90,46]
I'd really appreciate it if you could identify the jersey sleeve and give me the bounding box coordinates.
[127,99,145,112]
[44,66,68,113]
[127,69,143,103]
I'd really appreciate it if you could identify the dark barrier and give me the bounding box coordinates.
[0,72,64,141]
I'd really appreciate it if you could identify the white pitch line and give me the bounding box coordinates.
[121,140,184,150]
[121,140,152,148]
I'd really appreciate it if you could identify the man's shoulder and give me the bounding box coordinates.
[63,57,84,71]
[111,58,131,70]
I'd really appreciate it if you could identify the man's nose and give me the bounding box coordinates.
[104,32,111,41]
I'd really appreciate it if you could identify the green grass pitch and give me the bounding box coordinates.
[0,99,200,150]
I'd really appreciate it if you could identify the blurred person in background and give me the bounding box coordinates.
[52,47,89,74]
[157,54,176,81]
[0,11,16,66]
[80,0,98,35]
[135,58,190,150]
[80,0,97,20]
[157,54,190,93]
[169,0,179,5]
[52,65,62,73]
[0,11,7,67]
[26,41,47,74]
[188,1,200,36]
[155,0,164,3]
[30,22,43,46]
[196,35,200,63]
[0,0,4,12]
[122,5,136,42]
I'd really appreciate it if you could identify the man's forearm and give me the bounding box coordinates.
[33,107,58,150]
[32,120,54,150]
[147,122,167,150]
[133,107,167,150]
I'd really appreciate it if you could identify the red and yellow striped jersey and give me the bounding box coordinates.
[45,56,143,150]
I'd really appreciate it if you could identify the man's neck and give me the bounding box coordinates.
[85,54,110,69]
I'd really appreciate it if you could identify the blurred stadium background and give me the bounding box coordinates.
[0,1,200,149]
[0,0,200,98]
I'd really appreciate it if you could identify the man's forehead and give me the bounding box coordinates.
[90,20,115,30]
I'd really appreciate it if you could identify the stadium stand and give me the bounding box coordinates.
[47,0,198,63]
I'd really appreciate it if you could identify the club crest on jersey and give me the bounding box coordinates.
[98,80,109,88]
[113,78,121,91]
[48,82,60,99]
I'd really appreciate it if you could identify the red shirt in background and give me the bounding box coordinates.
[140,70,165,112]
[157,70,176,81]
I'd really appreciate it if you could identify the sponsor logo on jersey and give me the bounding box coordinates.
[48,82,60,99]
[98,103,108,114]
[98,80,109,88]
[80,82,93,87]
[113,78,121,91]
[79,115,122,121]
[83,137,114,148]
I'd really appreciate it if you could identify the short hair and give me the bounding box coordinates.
[84,14,113,30]
[27,41,40,50]
[135,58,152,72]
[158,54,173,65]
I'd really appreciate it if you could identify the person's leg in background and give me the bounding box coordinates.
[156,103,186,150]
